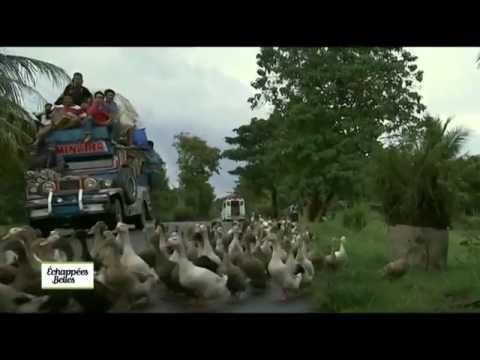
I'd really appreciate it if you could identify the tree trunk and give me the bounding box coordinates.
[270,187,278,219]
[318,192,335,220]
[307,191,321,222]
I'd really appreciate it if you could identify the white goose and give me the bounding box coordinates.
[295,238,315,284]
[268,235,302,301]
[197,225,222,265]
[228,228,244,264]
[213,226,225,258]
[334,236,348,263]
[115,222,159,282]
[157,226,170,256]
[264,232,287,262]
[168,233,229,301]
[91,221,109,259]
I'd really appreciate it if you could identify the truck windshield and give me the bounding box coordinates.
[66,156,114,171]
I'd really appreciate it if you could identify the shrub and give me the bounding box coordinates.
[256,205,276,219]
[343,203,369,231]
[173,206,196,222]
[373,115,469,229]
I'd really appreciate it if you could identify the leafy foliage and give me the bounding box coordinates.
[0,51,70,224]
[343,203,369,231]
[224,116,284,217]
[149,160,178,222]
[228,47,427,220]
[173,206,197,222]
[373,115,469,228]
[0,51,70,154]
[173,132,221,219]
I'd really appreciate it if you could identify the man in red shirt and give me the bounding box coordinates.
[83,91,112,143]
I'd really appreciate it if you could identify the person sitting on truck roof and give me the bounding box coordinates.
[82,91,112,143]
[33,103,53,131]
[104,89,121,141]
[31,96,85,147]
[104,89,119,117]
[51,94,87,129]
[55,72,92,106]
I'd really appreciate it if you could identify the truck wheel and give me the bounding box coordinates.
[118,169,137,205]
[30,220,52,237]
[107,198,124,229]
[132,203,147,230]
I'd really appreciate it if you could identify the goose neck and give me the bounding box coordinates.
[118,232,133,251]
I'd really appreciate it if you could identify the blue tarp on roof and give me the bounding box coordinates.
[46,127,110,144]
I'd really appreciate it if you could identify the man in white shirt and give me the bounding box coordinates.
[34,103,53,130]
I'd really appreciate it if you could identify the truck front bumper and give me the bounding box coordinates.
[26,190,113,220]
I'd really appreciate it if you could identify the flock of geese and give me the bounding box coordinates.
[0,216,353,313]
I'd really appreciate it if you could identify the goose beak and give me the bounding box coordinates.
[40,233,62,247]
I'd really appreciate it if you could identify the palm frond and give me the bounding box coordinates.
[0,53,70,99]
[0,113,34,153]
[441,116,452,136]
[0,73,52,108]
[443,126,469,159]
[375,114,470,228]
[0,51,70,154]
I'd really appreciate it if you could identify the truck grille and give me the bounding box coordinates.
[59,179,80,191]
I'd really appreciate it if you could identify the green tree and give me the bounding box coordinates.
[149,157,178,222]
[0,51,70,155]
[456,155,480,216]
[223,116,284,218]
[173,132,221,219]
[248,47,427,221]
[0,51,70,224]
[374,115,469,228]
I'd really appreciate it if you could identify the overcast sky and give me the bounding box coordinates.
[5,47,480,197]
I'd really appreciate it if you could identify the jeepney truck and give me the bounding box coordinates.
[25,126,154,235]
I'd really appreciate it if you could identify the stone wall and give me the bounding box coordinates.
[387,224,448,270]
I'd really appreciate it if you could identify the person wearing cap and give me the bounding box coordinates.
[55,72,92,106]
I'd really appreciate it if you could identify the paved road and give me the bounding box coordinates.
[122,221,315,313]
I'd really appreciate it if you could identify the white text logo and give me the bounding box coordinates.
[41,263,94,290]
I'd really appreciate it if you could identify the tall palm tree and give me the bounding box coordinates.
[0,51,70,155]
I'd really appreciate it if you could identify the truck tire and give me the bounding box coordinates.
[131,202,148,230]
[30,220,52,237]
[117,169,137,205]
[107,198,124,230]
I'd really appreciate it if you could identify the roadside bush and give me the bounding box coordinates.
[173,206,196,222]
[256,205,276,219]
[343,203,369,231]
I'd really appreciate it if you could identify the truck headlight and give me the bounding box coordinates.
[28,186,39,194]
[42,181,56,193]
[84,177,98,190]
[103,179,113,188]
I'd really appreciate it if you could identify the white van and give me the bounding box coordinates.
[221,195,246,222]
